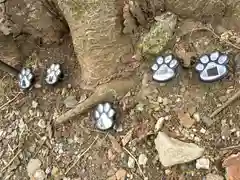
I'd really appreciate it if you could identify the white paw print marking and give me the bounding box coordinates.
[151,54,179,82]
[93,102,116,130]
[195,51,229,82]
[18,68,34,89]
[45,64,62,85]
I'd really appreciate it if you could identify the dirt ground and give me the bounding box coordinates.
[1,1,240,180]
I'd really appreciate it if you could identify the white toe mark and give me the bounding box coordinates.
[50,64,55,70]
[28,73,33,80]
[151,64,158,71]
[218,54,228,64]
[104,103,111,112]
[95,110,100,119]
[210,51,220,61]
[169,59,178,68]
[164,55,172,63]
[97,104,104,113]
[196,63,204,71]
[156,57,164,65]
[54,64,60,71]
[55,69,61,76]
[200,55,209,64]
[108,109,115,118]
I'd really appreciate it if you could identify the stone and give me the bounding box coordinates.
[138,12,177,56]
[193,112,200,122]
[27,159,42,177]
[196,158,210,169]
[138,154,148,166]
[128,156,135,168]
[64,96,78,108]
[107,175,117,180]
[206,173,224,180]
[33,169,46,180]
[223,153,240,180]
[154,132,204,167]
[115,168,127,180]
[38,119,46,129]
[32,100,38,108]
[155,117,165,132]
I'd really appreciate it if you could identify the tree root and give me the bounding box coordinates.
[55,78,137,124]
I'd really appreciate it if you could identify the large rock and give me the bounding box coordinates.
[154,132,204,167]
[138,12,177,56]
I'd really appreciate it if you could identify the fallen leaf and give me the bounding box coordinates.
[177,110,195,128]
[108,135,122,153]
[121,128,134,146]
[223,153,240,180]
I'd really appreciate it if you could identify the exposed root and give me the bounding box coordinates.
[55,78,137,124]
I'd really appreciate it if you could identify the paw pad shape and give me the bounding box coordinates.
[151,54,179,82]
[45,64,62,85]
[93,102,116,130]
[195,51,229,82]
[18,68,34,89]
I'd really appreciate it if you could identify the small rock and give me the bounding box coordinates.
[202,116,214,127]
[177,111,195,128]
[193,112,200,122]
[32,100,38,108]
[155,117,165,132]
[33,169,46,180]
[205,173,224,180]
[34,83,42,89]
[115,168,127,180]
[196,158,210,169]
[128,156,135,168]
[108,135,122,153]
[154,132,204,167]
[27,159,42,177]
[200,128,206,134]
[162,97,169,106]
[64,96,78,108]
[138,154,148,166]
[157,96,163,103]
[38,119,46,129]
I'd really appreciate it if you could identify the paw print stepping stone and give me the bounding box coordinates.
[93,102,116,131]
[151,54,179,82]
[45,63,63,85]
[18,68,34,89]
[195,51,229,82]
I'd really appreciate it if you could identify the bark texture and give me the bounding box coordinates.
[55,0,133,88]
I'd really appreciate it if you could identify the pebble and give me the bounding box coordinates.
[196,158,210,169]
[107,175,116,180]
[107,149,116,161]
[177,111,195,128]
[115,168,127,180]
[34,83,42,89]
[37,119,46,129]
[200,128,206,134]
[33,169,46,180]
[64,96,78,108]
[202,116,214,127]
[128,156,135,168]
[27,159,42,177]
[154,132,204,167]
[162,98,169,106]
[206,173,224,180]
[193,112,200,122]
[155,117,165,132]
[32,100,38,108]
[138,154,148,166]
[157,96,163,103]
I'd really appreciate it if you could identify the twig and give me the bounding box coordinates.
[191,26,240,50]
[210,89,240,118]
[123,147,146,179]
[221,144,240,151]
[65,135,99,175]
[0,92,22,110]
[0,149,22,173]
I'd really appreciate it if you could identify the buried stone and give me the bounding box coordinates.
[151,54,179,82]
[45,64,63,85]
[18,68,34,89]
[195,51,229,82]
[92,102,117,131]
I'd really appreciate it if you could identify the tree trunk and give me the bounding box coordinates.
[55,0,133,88]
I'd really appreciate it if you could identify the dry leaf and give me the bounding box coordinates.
[108,135,122,153]
[121,128,134,146]
[223,153,240,180]
[177,110,195,128]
